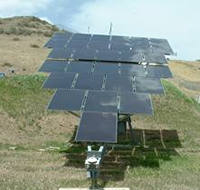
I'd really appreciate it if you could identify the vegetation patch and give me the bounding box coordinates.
[0,74,53,126]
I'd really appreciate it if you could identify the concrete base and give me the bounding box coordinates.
[59,188,130,190]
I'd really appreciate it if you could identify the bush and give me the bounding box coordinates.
[30,44,40,48]
[12,37,20,41]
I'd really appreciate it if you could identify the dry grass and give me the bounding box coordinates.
[0,16,59,36]
[169,60,200,100]
[0,34,50,75]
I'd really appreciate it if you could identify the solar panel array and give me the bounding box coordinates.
[40,32,174,143]
[45,33,173,64]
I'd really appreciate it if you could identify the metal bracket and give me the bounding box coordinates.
[85,146,105,189]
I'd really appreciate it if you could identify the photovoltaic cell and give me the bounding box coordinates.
[85,91,118,113]
[74,73,104,90]
[48,89,85,111]
[43,72,75,89]
[119,92,153,115]
[135,77,164,94]
[39,60,68,73]
[75,112,118,143]
[67,61,94,73]
[94,62,119,74]
[146,65,173,78]
[105,74,134,92]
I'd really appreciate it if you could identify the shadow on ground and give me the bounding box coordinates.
[62,128,181,187]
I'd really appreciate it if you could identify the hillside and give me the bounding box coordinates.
[0,16,200,190]
[0,16,59,36]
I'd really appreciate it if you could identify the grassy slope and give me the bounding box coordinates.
[0,75,200,189]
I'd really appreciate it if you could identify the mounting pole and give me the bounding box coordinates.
[109,22,113,36]
[85,146,105,189]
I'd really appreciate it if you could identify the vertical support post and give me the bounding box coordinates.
[85,146,105,189]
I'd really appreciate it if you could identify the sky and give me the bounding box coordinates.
[0,0,199,61]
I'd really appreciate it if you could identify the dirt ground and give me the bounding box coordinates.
[0,34,50,75]
[169,60,200,99]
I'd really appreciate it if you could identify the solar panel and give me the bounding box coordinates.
[146,65,173,78]
[72,33,91,41]
[96,50,121,62]
[105,74,134,92]
[73,49,97,60]
[119,92,153,114]
[67,40,88,49]
[75,112,118,143]
[135,77,164,94]
[67,61,94,73]
[149,38,174,55]
[119,51,144,63]
[110,42,132,51]
[92,34,110,41]
[43,72,75,89]
[94,62,119,74]
[39,60,68,73]
[44,32,72,48]
[85,91,118,113]
[111,35,131,43]
[74,73,104,90]
[130,37,150,50]
[41,32,174,145]
[48,89,86,111]
[120,63,145,76]
[88,41,109,50]
[144,51,167,64]
[48,48,73,59]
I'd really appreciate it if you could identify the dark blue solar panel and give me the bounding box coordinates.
[67,61,94,73]
[73,49,97,60]
[149,38,174,55]
[144,51,167,64]
[43,72,75,89]
[120,63,145,76]
[105,74,134,92]
[39,60,68,73]
[48,89,85,111]
[85,91,118,113]
[48,48,73,59]
[119,51,144,63]
[96,50,121,62]
[135,77,164,94]
[119,92,153,115]
[74,73,104,90]
[94,62,119,74]
[75,112,117,143]
[146,65,173,78]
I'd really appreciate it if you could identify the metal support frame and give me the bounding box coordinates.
[85,115,135,188]
[85,145,106,189]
